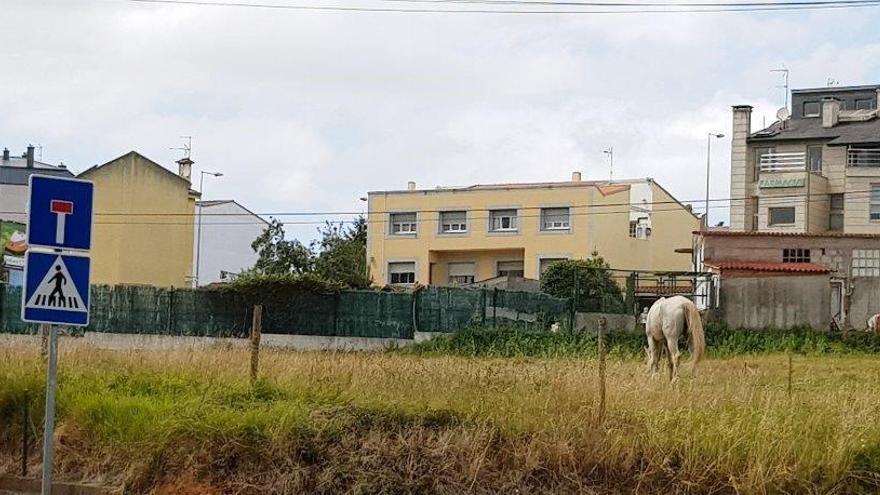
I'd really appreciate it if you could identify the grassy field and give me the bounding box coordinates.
[2,340,880,494]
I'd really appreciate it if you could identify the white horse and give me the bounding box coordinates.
[645,296,706,381]
[868,314,879,334]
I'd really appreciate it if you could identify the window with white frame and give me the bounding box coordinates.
[497,260,524,278]
[852,249,880,277]
[540,207,570,231]
[629,217,650,239]
[439,210,467,233]
[388,261,416,284]
[871,184,880,221]
[390,212,417,235]
[782,248,810,263]
[803,101,820,118]
[447,262,475,285]
[489,209,518,232]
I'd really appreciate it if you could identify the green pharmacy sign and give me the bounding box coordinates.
[759,177,805,189]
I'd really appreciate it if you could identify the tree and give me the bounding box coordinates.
[540,252,625,312]
[251,218,313,275]
[312,216,370,289]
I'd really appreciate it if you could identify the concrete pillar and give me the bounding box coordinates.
[729,105,753,231]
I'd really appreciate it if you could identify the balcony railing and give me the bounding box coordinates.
[847,148,880,167]
[759,151,806,172]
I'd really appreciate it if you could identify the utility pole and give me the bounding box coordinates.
[603,147,614,182]
[705,133,725,225]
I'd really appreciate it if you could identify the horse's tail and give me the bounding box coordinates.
[684,301,705,364]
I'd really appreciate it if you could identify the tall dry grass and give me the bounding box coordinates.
[1,340,879,494]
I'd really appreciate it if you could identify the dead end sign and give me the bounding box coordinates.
[27,175,94,251]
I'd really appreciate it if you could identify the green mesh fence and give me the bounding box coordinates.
[1,284,572,339]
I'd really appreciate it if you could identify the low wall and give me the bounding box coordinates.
[720,274,830,329]
[849,277,880,330]
[575,312,637,333]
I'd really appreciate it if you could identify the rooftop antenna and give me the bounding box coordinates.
[827,78,839,87]
[771,66,790,110]
[170,135,192,159]
[603,147,614,182]
[36,144,43,161]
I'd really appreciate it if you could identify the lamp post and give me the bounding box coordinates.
[705,133,724,226]
[195,170,223,287]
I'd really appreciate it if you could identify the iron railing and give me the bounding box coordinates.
[760,151,806,172]
[847,148,880,167]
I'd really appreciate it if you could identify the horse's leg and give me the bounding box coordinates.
[666,335,681,383]
[646,337,657,374]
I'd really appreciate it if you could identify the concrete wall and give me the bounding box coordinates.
[0,184,27,223]
[720,274,830,329]
[81,152,196,288]
[575,312,637,333]
[849,277,880,330]
[194,201,267,285]
[843,170,880,234]
[729,106,752,231]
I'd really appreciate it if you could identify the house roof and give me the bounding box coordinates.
[196,199,270,225]
[1,156,75,185]
[695,229,880,240]
[748,115,880,145]
[705,260,832,274]
[368,177,653,195]
[78,150,193,185]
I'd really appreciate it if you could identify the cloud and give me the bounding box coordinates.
[1,1,879,237]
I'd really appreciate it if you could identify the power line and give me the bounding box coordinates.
[0,187,874,219]
[123,0,880,14]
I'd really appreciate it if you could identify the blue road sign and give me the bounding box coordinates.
[27,175,94,251]
[22,250,91,326]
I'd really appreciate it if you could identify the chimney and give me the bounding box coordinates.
[571,171,582,182]
[729,105,753,231]
[26,145,34,168]
[2,147,8,161]
[407,181,416,191]
[177,157,193,182]
[822,97,840,128]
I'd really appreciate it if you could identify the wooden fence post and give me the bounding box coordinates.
[250,305,262,384]
[597,317,607,425]
[787,352,793,399]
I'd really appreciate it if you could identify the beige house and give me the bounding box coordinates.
[730,84,880,234]
[366,174,700,287]
[79,152,199,288]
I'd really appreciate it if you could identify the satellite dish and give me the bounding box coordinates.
[776,107,791,121]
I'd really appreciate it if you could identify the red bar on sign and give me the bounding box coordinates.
[50,200,74,215]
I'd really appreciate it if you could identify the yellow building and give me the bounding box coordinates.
[78,151,198,287]
[367,173,701,286]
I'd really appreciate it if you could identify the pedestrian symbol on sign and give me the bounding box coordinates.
[25,256,86,312]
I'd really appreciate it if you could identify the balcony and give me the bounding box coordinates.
[759,152,806,172]
[847,148,880,168]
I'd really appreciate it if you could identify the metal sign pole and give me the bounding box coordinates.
[41,325,58,495]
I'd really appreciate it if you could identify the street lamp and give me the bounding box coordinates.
[705,133,724,226]
[195,170,224,287]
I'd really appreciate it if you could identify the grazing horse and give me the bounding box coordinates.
[869,314,880,335]
[645,296,706,381]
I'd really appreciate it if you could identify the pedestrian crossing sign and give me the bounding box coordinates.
[22,250,91,326]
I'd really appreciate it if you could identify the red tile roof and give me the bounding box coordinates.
[704,260,831,274]
[694,229,880,239]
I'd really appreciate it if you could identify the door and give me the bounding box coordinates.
[830,280,844,329]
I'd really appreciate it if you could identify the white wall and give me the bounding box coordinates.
[0,184,28,223]
[193,201,267,285]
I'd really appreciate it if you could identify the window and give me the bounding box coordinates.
[540,207,570,230]
[750,196,760,231]
[803,101,820,117]
[439,211,467,233]
[388,262,416,285]
[871,185,880,221]
[855,98,875,111]
[539,258,567,277]
[489,209,518,232]
[629,217,650,239]
[852,249,880,277]
[829,193,844,231]
[807,145,823,173]
[783,248,811,263]
[754,147,775,180]
[769,207,795,225]
[497,260,524,278]
[447,262,475,285]
[390,212,417,235]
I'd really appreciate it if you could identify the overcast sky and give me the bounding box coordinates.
[2,0,880,241]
